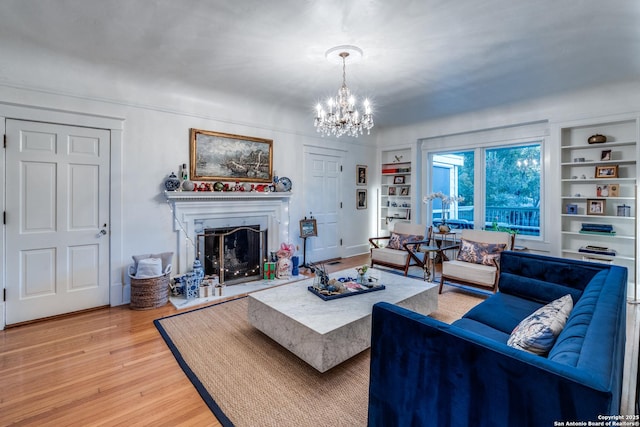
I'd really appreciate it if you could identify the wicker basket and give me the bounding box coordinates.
[129,270,170,310]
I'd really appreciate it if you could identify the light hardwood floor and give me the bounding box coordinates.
[1,254,637,425]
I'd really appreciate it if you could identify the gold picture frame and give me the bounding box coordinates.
[594,165,618,179]
[190,128,273,182]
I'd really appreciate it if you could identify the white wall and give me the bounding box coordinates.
[0,50,377,309]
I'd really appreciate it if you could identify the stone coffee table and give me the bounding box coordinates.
[247,268,438,372]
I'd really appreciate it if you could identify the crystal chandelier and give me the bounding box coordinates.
[314,46,374,138]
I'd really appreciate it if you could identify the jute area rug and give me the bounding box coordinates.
[154,285,485,427]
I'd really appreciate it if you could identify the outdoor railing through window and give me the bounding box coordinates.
[435,206,540,236]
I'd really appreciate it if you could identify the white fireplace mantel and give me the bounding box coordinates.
[165,191,292,274]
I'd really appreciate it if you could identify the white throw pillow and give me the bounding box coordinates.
[135,257,163,278]
[507,294,573,355]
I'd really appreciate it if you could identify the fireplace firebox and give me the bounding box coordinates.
[198,226,267,285]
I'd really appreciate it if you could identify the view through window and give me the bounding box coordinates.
[429,143,541,236]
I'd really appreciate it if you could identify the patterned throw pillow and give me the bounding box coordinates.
[387,232,424,252]
[456,239,507,266]
[507,294,574,355]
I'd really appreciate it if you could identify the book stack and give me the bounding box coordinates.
[579,223,615,235]
[578,245,617,256]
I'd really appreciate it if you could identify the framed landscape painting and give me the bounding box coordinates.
[190,128,273,182]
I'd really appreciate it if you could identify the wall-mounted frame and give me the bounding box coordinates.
[595,165,618,179]
[357,165,367,185]
[357,189,367,209]
[393,175,405,184]
[587,199,606,215]
[190,128,273,182]
[299,219,318,237]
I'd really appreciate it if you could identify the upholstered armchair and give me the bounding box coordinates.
[439,229,513,294]
[369,223,431,276]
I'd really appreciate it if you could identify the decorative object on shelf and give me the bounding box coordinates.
[617,204,631,217]
[276,243,295,279]
[181,180,195,191]
[600,150,612,161]
[587,198,606,215]
[580,223,615,235]
[275,176,292,192]
[388,187,396,196]
[213,181,224,191]
[400,187,409,196]
[164,172,181,191]
[578,245,616,256]
[423,192,465,229]
[263,262,276,280]
[313,45,373,138]
[597,183,619,197]
[588,134,607,144]
[190,128,273,182]
[393,175,405,184]
[566,204,578,214]
[595,165,618,178]
[357,165,368,185]
[291,256,300,276]
[356,189,367,209]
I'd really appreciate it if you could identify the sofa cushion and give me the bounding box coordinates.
[462,292,544,334]
[442,260,498,286]
[499,272,583,304]
[507,294,573,355]
[547,269,608,366]
[387,232,423,251]
[451,318,511,344]
[456,239,506,266]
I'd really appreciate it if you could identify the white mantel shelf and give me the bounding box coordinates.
[164,190,292,202]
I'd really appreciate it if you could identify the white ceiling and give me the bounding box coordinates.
[1,0,639,127]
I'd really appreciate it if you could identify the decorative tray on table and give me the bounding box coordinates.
[307,277,385,301]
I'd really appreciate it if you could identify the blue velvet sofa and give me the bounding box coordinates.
[368,251,628,427]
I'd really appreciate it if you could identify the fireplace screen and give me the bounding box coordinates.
[198,226,267,285]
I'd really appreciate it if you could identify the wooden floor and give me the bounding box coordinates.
[0,254,638,425]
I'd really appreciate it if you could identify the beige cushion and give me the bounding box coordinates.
[442,260,497,287]
[392,222,427,237]
[371,247,411,266]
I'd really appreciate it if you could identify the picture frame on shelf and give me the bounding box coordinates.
[388,187,396,196]
[596,183,619,197]
[587,199,606,216]
[600,150,612,161]
[393,175,405,184]
[594,165,618,179]
[400,187,409,196]
[356,189,367,210]
[189,128,273,182]
[356,165,367,186]
[299,218,318,237]
[565,204,578,215]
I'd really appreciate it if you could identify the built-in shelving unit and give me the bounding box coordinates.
[559,117,638,289]
[379,148,412,234]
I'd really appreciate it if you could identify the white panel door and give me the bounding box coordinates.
[304,149,342,262]
[5,120,110,325]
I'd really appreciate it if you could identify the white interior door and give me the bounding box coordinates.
[5,119,110,325]
[304,148,342,262]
